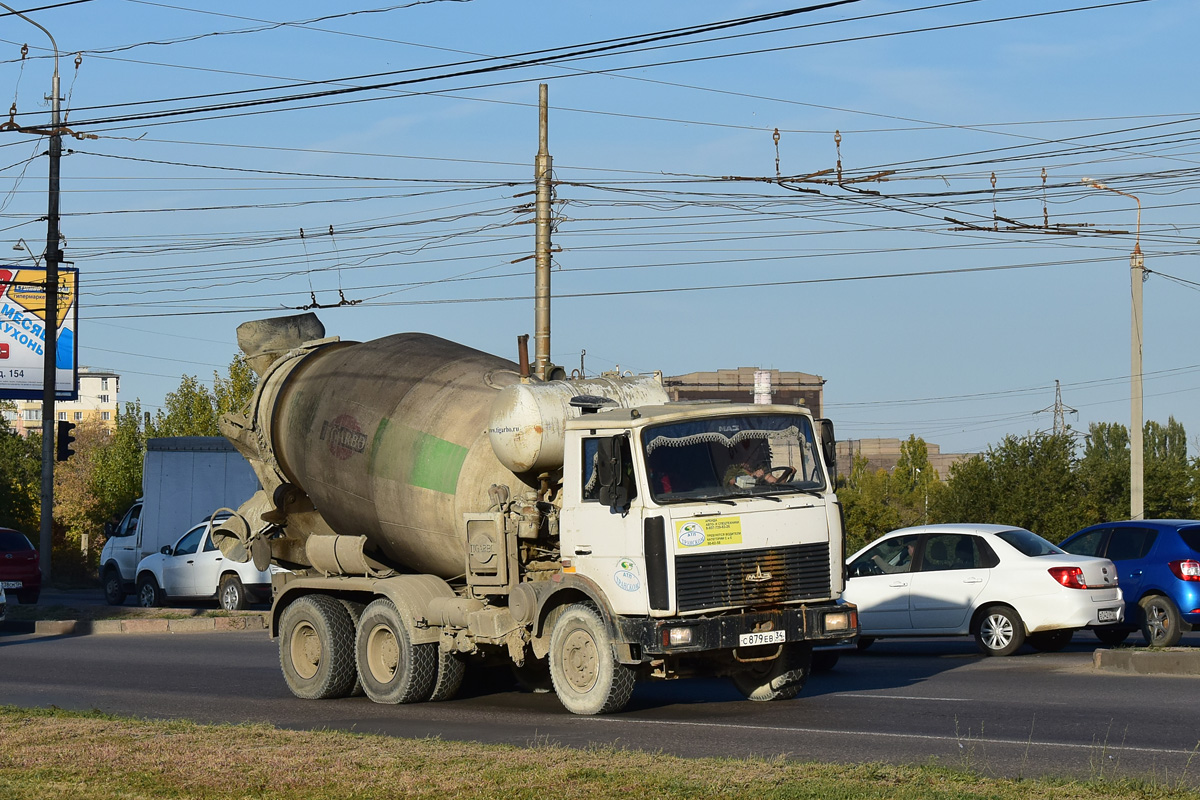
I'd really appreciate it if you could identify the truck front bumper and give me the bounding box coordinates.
[614,603,857,657]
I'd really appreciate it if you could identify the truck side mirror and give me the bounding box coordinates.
[103,522,114,537]
[817,418,836,477]
[596,434,632,513]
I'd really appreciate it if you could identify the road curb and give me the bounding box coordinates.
[1,613,268,636]
[1093,647,1200,676]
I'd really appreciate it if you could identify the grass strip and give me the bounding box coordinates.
[1,706,1198,800]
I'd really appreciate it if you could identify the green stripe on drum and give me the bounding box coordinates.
[409,432,468,494]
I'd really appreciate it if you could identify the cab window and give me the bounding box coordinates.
[581,436,636,503]
[115,506,141,538]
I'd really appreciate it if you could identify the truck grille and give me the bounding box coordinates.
[674,543,830,613]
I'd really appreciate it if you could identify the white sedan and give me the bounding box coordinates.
[135,517,282,611]
[844,524,1124,656]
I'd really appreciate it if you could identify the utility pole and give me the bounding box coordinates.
[533,83,552,381]
[1130,240,1144,520]
[1084,179,1144,520]
[2,3,63,583]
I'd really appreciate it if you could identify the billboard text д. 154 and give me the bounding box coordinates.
[0,266,78,400]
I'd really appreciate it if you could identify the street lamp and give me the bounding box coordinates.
[1083,178,1144,520]
[1,2,64,581]
[12,238,41,266]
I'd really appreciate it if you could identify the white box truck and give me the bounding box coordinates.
[99,436,259,605]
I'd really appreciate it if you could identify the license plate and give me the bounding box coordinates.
[739,630,786,647]
[1097,608,1120,622]
[0,581,21,589]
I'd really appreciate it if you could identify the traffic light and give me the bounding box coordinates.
[56,420,76,461]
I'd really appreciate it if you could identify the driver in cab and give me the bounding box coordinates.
[724,440,781,488]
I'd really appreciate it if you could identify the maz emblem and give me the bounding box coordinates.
[744,563,773,583]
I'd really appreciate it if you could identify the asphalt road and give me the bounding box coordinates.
[3,627,1199,784]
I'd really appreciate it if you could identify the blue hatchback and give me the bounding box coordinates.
[1060,520,1200,646]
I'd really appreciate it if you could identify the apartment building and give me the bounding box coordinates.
[3,366,120,435]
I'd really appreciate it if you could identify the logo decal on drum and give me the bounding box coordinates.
[321,414,367,460]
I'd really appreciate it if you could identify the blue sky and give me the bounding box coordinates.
[0,0,1196,455]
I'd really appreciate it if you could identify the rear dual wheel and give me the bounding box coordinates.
[356,598,438,704]
[278,595,358,700]
[732,643,812,701]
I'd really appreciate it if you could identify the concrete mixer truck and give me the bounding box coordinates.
[213,313,856,715]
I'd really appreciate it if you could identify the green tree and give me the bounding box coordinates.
[150,375,218,436]
[1077,422,1129,525]
[1144,416,1191,518]
[838,453,900,554]
[0,414,40,534]
[214,354,257,417]
[90,400,147,524]
[891,435,944,528]
[53,419,110,551]
[931,431,1082,542]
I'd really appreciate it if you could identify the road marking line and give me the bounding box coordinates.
[590,718,1199,756]
[835,693,970,701]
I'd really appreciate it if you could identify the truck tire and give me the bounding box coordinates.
[103,569,126,606]
[278,595,358,700]
[731,643,812,701]
[428,649,467,702]
[355,598,437,704]
[218,574,247,611]
[338,599,366,697]
[136,574,163,608]
[548,603,636,715]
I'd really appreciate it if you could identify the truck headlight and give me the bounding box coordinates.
[823,610,856,633]
[663,626,694,646]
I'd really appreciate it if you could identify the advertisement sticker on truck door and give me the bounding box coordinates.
[614,559,641,592]
[676,517,742,547]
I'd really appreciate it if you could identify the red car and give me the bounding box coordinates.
[0,528,40,604]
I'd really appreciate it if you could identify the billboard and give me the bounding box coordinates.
[0,266,78,400]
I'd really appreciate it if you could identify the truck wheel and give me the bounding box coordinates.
[338,599,366,697]
[218,574,247,611]
[548,603,636,715]
[136,574,163,608]
[428,650,467,702]
[103,569,126,606]
[278,595,357,700]
[731,643,812,701]
[355,598,437,704]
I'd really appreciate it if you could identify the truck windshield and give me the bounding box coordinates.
[641,414,826,503]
